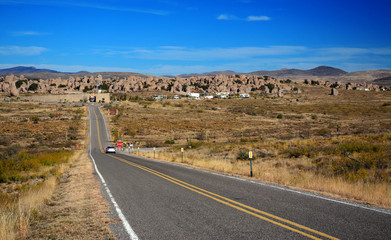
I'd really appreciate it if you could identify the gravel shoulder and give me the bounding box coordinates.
[26,151,116,240]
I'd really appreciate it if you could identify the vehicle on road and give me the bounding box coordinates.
[105,146,116,153]
[89,94,96,102]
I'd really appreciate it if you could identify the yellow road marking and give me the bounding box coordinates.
[91,107,339,240]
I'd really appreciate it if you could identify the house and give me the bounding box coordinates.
[153,95,167,100]
[216,92,229,99]
[187,92,200,98]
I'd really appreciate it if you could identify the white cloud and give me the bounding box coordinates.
[12,31,50,36]
[218,14,271,21]
[318,47,391,56]
[159,46,186,50]
[97,46,308,61]
[246,15,271,21]
[0,0,169,15]
[0,46,47,55]
[217,14,238,20]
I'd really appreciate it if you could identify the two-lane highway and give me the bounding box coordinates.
[88,105,391,239]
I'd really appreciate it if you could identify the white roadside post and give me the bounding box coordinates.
[249,151,253,177]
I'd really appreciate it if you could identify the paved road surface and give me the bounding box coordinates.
[88,105,391,239]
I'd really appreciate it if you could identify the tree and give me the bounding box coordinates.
[15,80,27,89]
[265,83,275,93]
[99,82,110,90]
[330,82,339,88]
[83,86,92,92]
[28,83,39,91]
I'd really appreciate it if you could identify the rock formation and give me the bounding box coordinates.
[0,73,387,97]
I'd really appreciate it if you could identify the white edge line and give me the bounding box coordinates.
[89,106,139,240]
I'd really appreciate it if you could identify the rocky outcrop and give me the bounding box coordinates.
[0,73,387,97]
[331,88,339,96]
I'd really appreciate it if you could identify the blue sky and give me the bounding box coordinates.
[0,0,390,75]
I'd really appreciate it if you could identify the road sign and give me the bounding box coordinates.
[117,141,123,147]
[249,151,253,159]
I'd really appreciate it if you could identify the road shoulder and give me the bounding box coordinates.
[27,151,116,239]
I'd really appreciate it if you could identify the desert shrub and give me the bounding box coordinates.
[15,80,28,88]
[124,128,137,137]
[99,82,110,90]
[175,103,184,108]
[316,128,330,137]
[0,151,71,183]
[31,115,39,123]
[265,83,275,93]
[28,83,38,91]
[285,146,313,158]
[186,141,204,149]
[311,80,320,85]
[0,135,11,146]
[164,139,175,145]
[145,141,163,148]
[236,150,249,160]
[337,141,374,154]
[3,144,20,159]
[277,114,283,119]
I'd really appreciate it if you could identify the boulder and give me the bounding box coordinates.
[9,82,19,97]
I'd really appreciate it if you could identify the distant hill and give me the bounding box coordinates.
[0,66,61,74]
[372,75,391,86]
[177,66,347,78]
[248,66,347,77]
[178,70,239,78]
[1,65,390,84]
[177,66,390,84]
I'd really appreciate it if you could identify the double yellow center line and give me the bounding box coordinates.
[92,107,339,240]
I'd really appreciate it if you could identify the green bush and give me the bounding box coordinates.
[165,139,175,145]
[15,80,28,88]
[28,83,39,91]
[236,150,249,160]
[0,151,71,183]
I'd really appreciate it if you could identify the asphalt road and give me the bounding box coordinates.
[88,105,391,240]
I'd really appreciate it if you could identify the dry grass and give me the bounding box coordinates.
[0,102,91,239]
[0,161,69,240]
[26,151,114,240]
[139,148,390,208]
[105,85,391,208]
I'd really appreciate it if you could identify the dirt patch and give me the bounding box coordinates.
[26,152,116,240]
